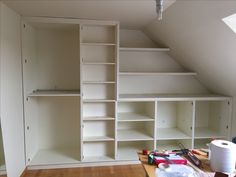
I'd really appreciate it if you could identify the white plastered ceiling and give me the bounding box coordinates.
[3,0,175,29]
[144,0,236,137]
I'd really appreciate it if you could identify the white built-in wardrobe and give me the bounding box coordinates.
[0,3,233,177]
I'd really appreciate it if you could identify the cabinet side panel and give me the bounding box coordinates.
[0,3,26,177]
[21,22,39,165]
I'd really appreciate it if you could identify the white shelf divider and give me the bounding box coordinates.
[156,128,192,140]
[82,62,115,65]
[83,116,115,121]
[83,136,114,142]
[119,72,197,76]
[117,113,154,122]
[117,130,153,141]
[83,81,116,84]
[28,90,80,97]
[81,42,116,46]
[120,47,170,52]
[83,99,116,103]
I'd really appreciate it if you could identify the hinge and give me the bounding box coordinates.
[226,125,229,129]
[26,97,29,101]
[228,101,230,105]
[27,126,30,130]
[23,24,26,28]
[25,59,27,63]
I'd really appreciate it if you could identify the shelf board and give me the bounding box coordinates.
[83,116,115,121]
[83,155,114,162]
[120,47,170,52]
[29,148,80,166]
[119,93,230,101]
[83,99,116,103]
[83,136,114,142]
[28,90,80,97]
[117,113,154,122]
[119,72,197,76]
[156,128,192,140]
[83,81,116,84]
[156,142,182,151]
[0,164,6,175]
[81,42,116,46]
[117,130,153,141]
[194,127,226,139]
[82,62,115,65]
[116,147,139,161]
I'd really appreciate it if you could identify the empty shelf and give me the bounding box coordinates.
[83,81,116,84]
[83,136,114,142]
[83,116,115,121]
[82,62,115,65]
[29,148,80,166]
[119,72,197,76]
[28,90,80,97]
[83,99,115,103]
[120,47,170,52]
[118,113,154,122]
[117,130,153,141]
[156,143,182,151]
[156,128,191,140]
[116,147,139,161]
[83,155,114,162]
[81,42,116,46]
[194,127,226,139]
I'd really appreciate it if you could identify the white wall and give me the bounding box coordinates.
[144,1,236,138]
[0,2,26,177]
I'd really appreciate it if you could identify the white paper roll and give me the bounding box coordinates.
[210,140,236,173]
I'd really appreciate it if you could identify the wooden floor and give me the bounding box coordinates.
[23,165,146,177]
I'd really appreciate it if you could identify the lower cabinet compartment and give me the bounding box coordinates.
[156,139,192,151]
[117,141,154,160]
[83,141,115,162]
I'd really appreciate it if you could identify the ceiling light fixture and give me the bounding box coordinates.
[156,0,164,20]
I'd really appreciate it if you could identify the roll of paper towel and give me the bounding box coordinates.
[210,140,236,173]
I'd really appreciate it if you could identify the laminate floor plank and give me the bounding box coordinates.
[23,165,146,177]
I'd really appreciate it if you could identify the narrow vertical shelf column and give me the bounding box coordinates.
[80,23,119,161]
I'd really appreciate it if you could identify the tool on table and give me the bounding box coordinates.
[172,143,202,167]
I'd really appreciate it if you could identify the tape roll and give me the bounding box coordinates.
[210,140,236,173]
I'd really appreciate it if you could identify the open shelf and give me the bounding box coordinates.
[82,62,115,65]
[117,130,153,141]
[194,127,226,139]
[28,90,80,97]
[119,72,197,76]
[116,141,153,161]
[120,47,170,52]
[83,116,115,121]
[83,81,115,84]
[83,155,114,162]
[83,99,115,103]
[118,113,154,122]
[83,136,114,142]
[81,42,116,46]
[156,128,192,140]
[156,140,192,151]
[29,148,80,166]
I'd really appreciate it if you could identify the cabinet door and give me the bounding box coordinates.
[0,3,26,177]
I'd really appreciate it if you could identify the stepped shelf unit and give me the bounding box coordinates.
[21,17,232,169]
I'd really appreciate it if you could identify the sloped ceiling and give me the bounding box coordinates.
[3,0,175,29]
[144,0,236,136]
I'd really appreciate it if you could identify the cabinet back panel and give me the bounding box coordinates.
[38,97,80,149]
[83,102,115,117]
[118,102,155,118]
[35,27,80,90]
[120,76,208,94]
[120,51,183,72]
[81,46,115,63]
[82,65,115,81]
[83,84,115,100]
[83,121,114,137]
[81,26,115,43]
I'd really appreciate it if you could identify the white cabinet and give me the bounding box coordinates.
[18,17,232,169]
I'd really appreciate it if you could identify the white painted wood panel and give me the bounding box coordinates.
[0,3,25,176]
